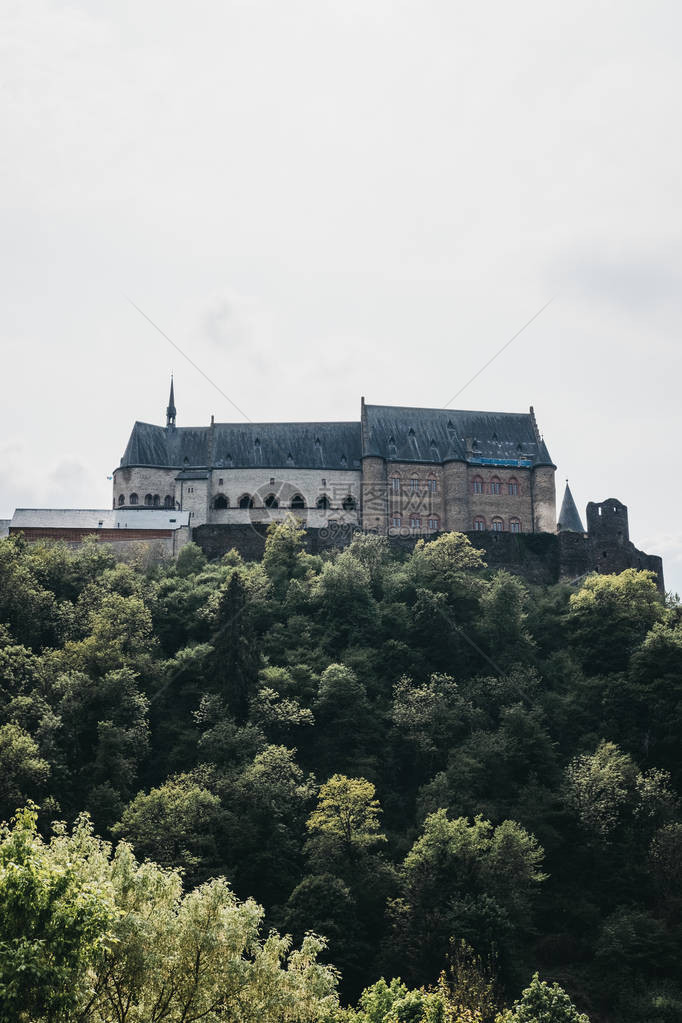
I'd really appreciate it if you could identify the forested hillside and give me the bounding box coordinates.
[0,523,680,1022]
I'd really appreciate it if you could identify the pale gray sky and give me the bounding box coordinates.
[1,1,680,592]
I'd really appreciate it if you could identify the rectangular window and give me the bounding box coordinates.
[410,478,419,492]
[218,478,224,485]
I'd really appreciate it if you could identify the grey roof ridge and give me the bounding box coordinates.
[363,401,538,417]
[130,418,361,429]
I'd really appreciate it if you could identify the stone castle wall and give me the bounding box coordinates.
[192,521,664,591]
[113,467,179,509]
[114,465,361,528]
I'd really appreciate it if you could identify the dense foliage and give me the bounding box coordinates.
[0,524,680,1021]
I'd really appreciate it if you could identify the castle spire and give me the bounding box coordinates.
[557,480,585,533]
[166,375,176,428]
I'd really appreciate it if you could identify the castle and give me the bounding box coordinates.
[113,380,557,536]
[3,380,663,589]
[107,380,663,589]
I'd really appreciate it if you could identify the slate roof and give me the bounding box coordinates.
[120,421,362,471]
[557,483,585,533]
[362,404,554,466]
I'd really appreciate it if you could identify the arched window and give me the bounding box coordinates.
[473,516,486,531]
[491,517,504,532]
[427,476,438,493]
[290,494,306,509]
[391,515,402,528]
[508,478,519,496]
[490,477,501,495]
[410,516,422,529]
[472,476,484,494]
[118,494,125,506]
[316,494,331,509]
[390,474,401,494]
[342,495,357,511]
[238,494,251,509]
[213,494,228,510]
[428,516,440,530]
[144,494,153,507]
[153,494,160,507]
[129,493,138,505]
[164,495,173,508]
[264,494,278,508]
[509,518,522,533]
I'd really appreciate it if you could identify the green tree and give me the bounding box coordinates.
[212,572,259,721]
[496,973,589,1023]
[411,532,486,605]
[0,537,64,649]
[263,517,310,596]
[307,775,386,863]
[566,569,665,674]
[113,775,223,885]
[0,806,340,1023]
[0,806,116,1023]
[224,745,315,905]
[0,724,50,822]
[310,550,378,646]
[391,812,545,986]
[478,572,534,667]
[175,540,208,577]
[315,664,374,775]
[54,667,150,822]
[55,592,156,676]
[564,741,676,841]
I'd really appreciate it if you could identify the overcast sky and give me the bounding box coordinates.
[1,1,680,592]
